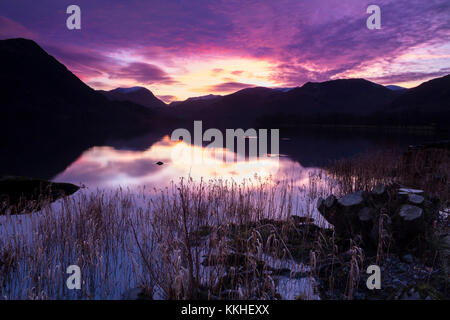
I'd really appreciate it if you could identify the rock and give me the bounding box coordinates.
[317,195,336,213]
[399,205,423,221]
[121,287,152,300]
[317,197,324,210]
[408,194,424,205]
[358,207,374,222]
[371,184,386,196]
[401,254,414,264]
[319,185,440,255]
[338,192,364,207]
[0,176,80,215]
[399,188,424,194]
[319,192,367,240]
[324,195,336,208]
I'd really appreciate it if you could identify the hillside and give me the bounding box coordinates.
[0,38,155,178]
[99,86,166,109]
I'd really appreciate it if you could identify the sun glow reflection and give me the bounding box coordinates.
[54,136,315,189]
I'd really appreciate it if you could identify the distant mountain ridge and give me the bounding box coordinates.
[98,86,166,109]
[169,94,222,107]
[388,75,450,114]
[169,75,450,129]
[386,85,407,91]
[384,74,450,126]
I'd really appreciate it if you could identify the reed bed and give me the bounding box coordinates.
[327,147,450,204]
[0,176,335,300]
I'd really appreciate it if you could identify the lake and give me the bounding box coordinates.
[51,127,445,189]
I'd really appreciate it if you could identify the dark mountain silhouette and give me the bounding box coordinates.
[170,76,449,129]
[99,86,166,109]
[170,79,399,128]
[170,94,222,105]
[0,38,156,178]
[381,74,450,127]
[389,75,450,114]
[386,85,407,91]
[276,78,398,115]
[169,87,277,127]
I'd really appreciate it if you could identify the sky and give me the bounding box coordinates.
[0,0,449,102]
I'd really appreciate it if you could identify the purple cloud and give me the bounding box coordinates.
[0,0,448,90]
[368,68,450,84]
[203,82,255,93]
[43,44,113,79]
[0,16,35,39]
[110,62,175,85]
[211,68,224,75]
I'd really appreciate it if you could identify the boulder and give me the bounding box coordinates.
[399,205,423,221]
[371,184,386,196]
[358,207,374,222]
[408,194,424,205]
[399,188,424,194]
[0,176,80,215]
[338,192,364,207]
[324,195,336,208]
[318,184,440,255]
[318,195,337,215]
[318,192,366,239]
[121,287,152,300]
[317,197,324,211]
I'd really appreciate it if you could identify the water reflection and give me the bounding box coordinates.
[54,135,313,189]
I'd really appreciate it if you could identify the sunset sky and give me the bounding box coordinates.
[1,0,449,102]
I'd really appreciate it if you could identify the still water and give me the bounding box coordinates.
[52,128,444,189]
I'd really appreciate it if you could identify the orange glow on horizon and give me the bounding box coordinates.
[86,53,282,102]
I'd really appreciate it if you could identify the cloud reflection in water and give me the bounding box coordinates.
[54,136,316,189]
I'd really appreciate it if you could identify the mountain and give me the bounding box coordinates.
[0,38,154,132]
[389,75,450,113]
[280,78,398,115]
[385,74,450,126]
[386,85,407,91]
[169,94,222,107]
[0,38,155,178]
[170,76,450,129]
[99,86,166,109]
[273,87,296,92]
[170,78,399,127]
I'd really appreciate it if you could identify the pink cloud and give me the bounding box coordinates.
[202,82,255,93]
[0,16,35,39]
[1,0,448,91]
[109,62,176,85]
